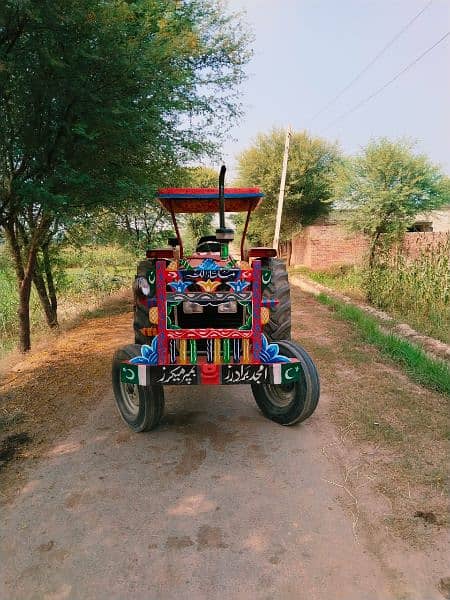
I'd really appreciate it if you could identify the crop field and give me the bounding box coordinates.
[0,245,136,357]
[292,235,450,344]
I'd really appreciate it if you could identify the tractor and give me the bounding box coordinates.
[112,166,320,432]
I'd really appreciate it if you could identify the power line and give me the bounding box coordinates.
[308,0,433,123]
[322,31,450,132]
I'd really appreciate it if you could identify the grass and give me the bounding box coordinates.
[291,265,366,301]
[292,236,450,344]
[367,237,450,344]
[0,244,137,357]
[317,292,450,397]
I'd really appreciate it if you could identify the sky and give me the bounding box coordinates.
[215,0,450,177]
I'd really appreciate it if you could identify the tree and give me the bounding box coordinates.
[180,166,219,249]
[61,167,220,255]
[236,129,341,245]
[337,139,450,265]
[61,204,172,251]
[0,0,250,350]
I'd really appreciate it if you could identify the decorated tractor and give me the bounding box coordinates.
[112,166,320,432]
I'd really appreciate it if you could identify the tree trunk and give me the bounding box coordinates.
[6,224,38,352]
[4,215,50,352]
[33,266,58,328]
[368,232,381,270]
[367,231,382,304]
[18,274,33,352]
[123,214,133,236]
[42,243,58,319]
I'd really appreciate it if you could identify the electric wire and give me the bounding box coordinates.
[308,0,433,123]
[322,31,450,132]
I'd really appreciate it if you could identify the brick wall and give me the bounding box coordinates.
[284,226,448,269]
[400,232,449,260]
[289,225,367,269]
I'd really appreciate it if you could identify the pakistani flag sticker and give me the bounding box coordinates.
[120,363,139,385]
[281,362,301,384]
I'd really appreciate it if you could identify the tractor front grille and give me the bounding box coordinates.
[168,337,252,365]
[175,304,245,352]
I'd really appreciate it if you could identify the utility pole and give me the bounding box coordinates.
[272,125,292,250]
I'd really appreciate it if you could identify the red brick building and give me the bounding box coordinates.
[280,221,449,270]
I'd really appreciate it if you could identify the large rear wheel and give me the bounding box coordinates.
[251,340,320,425]
[262,258,291,341]
[134,304,154,345]
[112,344,164,432]
[134,259,155,345]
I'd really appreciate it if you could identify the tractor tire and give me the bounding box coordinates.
[251,340,320,426]
[136,259,154,277]
[112,344,164,432]
[134,303,153,345]
[134,259,155,345]
[262,258,291,341]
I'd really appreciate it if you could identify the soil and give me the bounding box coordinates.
[0,288,448,600]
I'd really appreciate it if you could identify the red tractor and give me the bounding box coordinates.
[112,166,319,431]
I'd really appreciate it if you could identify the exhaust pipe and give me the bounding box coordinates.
[216,164,234,259]
[218,164,226,230]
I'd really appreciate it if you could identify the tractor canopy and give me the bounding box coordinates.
[157,187,264,213]
[155,183,265,261]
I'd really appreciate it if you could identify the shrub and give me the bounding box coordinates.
[366,235,450,343]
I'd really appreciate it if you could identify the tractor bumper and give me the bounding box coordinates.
[120,360,300,386]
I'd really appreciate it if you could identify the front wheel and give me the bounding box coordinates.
[112,344,164,432]
[251,340,320,425]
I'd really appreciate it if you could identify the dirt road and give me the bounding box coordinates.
[0,289,448,600]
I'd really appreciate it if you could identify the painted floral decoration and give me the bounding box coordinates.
[179,258,193,270]
[130,336,159,365]
[168,280,191,293]
[228,279,250,293]
[259,334,290,363]
[197,279,222,292]
[198,258,220,270]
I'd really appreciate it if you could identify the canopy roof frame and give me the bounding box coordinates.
[157,187,264,260]
[157,187,264,214]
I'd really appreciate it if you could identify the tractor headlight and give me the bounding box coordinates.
[134,276,150,296]
[218,301,237,313]
[183,301,203,314]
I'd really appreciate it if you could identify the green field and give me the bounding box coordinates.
[0,245,136,357]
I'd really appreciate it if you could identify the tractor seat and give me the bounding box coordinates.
[196,235,221,253]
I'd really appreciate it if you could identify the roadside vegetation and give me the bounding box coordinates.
[366,236,449,343]
[292,233,450,344]
[317,293,450,396]
[0,0,250,352]
[0,245,135,357]
[334,139,449,267]
[292,265,366,300]
[240,136,449,346]
[234,129,342,245]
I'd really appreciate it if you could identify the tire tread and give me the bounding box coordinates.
[262,258,291,341]
[112,344,164,432]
